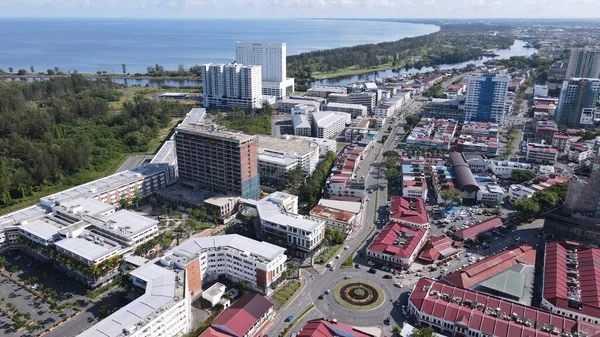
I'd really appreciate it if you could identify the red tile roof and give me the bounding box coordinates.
[389,197,429,226]
[409,278,600,337]
[543,242,600,320]
[199,294,272,337]
[367,222,427,260]
[452,217,504,241]
[310,205,356,223]
[443,244,536,289]
[298,319,375,337]
[418,236,460,263]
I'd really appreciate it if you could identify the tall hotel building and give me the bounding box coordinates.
[464,73,510,125]
[201,63,263,109]
[175,124,261,199]
[566,47,600,79]
[235,42,295,98]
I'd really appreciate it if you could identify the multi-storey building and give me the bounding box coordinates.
[555,78,600,127]
[79,263,190,337]
[389,197,430,229]
[175,124,260,199]
[201,63,263,109]
[305,86,347,98]
[235,42,294,98]
[256,135,319,187]
[526,143,559,164]
[327,92,377,113]
[246,192,325,262]
[421,98,465,122]
[323,102,367,119]
[476,183,504,205]
[312,111,350,139]
[401,164,428,199]
[405,118,458,151]
[276,98,321,113]
[367,222,428,269]
[292,114,312,137]
[535,119,559,143]
[566,47,600,79]
[464,73,510,124]
[311,199,362,235]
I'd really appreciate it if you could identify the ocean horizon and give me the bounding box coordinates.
[0,18,439,74]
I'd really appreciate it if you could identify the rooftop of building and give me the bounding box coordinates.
[310,205,356,223]
[292,114,312,129]
[443,244,536,290]
[79,263,185,337]
[54,234,120,262]
[528,143,559,153]
[181,108,207,126]
[150,139,176,164]
[478,183,504,194]
[418,236,461,263]
[200,293,273,337]
[544,241,600,320]
[171,234,285,265]
[324,102,367,110]
[450,152,480,193]
[19,218,64,240]
[389,197,429,226]
[307,86,347,93]
[257,200,322,231]
[452,217,504,241]
[257,135,318,156]
[89,210,158,239]
[367,222,427,259]
[176,124,257,143]
[279,98,323,106]
[409,278,600,337]
[312,111,348,128]
[298,319,375,337]
[316,199,362,214]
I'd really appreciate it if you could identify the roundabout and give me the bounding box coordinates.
[332,279,385,310]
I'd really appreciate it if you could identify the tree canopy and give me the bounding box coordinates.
[510,169,536,183]
[440,189,467,204]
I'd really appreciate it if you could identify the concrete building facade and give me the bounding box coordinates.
[566,47,600,79]
[555,78,600,128]
[201,63,263,109]
[235,42,294,98]
[464,73,510,125]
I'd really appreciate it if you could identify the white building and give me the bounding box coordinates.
[508,184,536,203]
[310,199,362,235]
[312,111,350,139]
[464,73,510,124]
[78,263,190,337]
[281,135,337,157]
[534,84,549,98]
[566,47,600,79]
[235,42,294,98]
[257,136,319,186]
[476,183,505,205]
[201,63,263,109]
[292,114,312,137]
[323,102,367,119]
[488,160,533,179]
[201,282,226,307]
[276,98,321,113]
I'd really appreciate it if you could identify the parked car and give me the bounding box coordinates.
[368,268,377,274]
[383,275,393,279]
[318,294,324,300]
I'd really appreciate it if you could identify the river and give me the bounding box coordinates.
[314,39,538,87]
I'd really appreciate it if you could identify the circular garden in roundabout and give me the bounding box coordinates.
[332,279,385,310]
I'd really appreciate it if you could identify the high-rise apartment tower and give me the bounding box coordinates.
[555,78,600,127]
[565,47,600,79]
[463,73,510,125]
[201,63,263,109]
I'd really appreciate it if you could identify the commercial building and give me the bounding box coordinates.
[327,92,377,113]
[431,165,459,205]
[166,234,287,295]
[449,152,480,196]
[451,217,504,241]
[280,135,336,157]
[421,98,465,122]
[455,135,499,157]
[305,86,347,99]
[276,98,321,113]
[235,42,294,98]
[389,197,430,229]
[464,73,510,124]
[535,120,559,144]
[553,134,571,151]
[312,111,349,139]
[292,114,313,137]
[541,241,600,325]
[405,118,458,151]
[407,278,600,337]
[199,293,274,337]
[310,202,360,235]
[175,124,260,199]
[323,102,367,118]
[534,85,549,98]
[326,176,366,202]
[245,192,325,262]
[201,63,263,109]
[508,177,570,204]
[555,78,600,127]
[568,143,594,163]
[465,157,533,180]
[534,103,557,120]
[526,143,559,164]
[78,263,190,337]
[297,319,375,337]
[418,236,461,264]
[256,135,319,187]
[476,183,505,205]
[401,164,428,199]
[566,47,600,79]
[366,222,428,270]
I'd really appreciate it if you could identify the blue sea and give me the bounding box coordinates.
[0,18,439,74]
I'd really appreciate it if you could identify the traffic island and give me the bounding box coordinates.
[332,279,385,310]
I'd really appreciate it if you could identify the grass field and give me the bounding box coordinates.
[272,280,301,309]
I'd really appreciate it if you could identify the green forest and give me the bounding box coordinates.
[0,75,188,212]
[287,24,513,90]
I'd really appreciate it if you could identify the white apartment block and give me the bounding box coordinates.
[248,192,325,260]
[312,111,350,139]
[508,184,536,203]
[464,73,510,125]
[167,234,287,295]
[323,102,367,119]
[566,47,600,79]
[476,183,505,205]
[292,114,312,137]
[79,263,190,337]
[257,136,320,186]
[235,42,294,98]
[201,63,263,109]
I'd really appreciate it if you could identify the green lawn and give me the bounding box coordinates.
[318,244,342,264]
[272,280,301,309]
[332,279,385,311]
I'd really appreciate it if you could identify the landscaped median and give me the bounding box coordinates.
[317,244,342,264]
[272,280,301,309]
[279,304,315,337]
[332,279,385,311]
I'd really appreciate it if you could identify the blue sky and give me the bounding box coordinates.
[1,0,599,18]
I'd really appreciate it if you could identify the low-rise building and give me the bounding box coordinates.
[200,293,274,337]
[535,120,559,144]
[552,134,570,151]
[298,319,375,337]
[305,86,347,98]
[326,177,365,202]
[451,217,504,241]
[508,184,536,203]
[418,236,461,264]
[310,203,359,236]
[526,143,559,164]
[568,143,594,163]
[366,222,428,270]
[375,104,394,118]
[327,92,377,113]
[541,241,600,325]
[402,164,428,199]
[389,197,430,229]
[276,98,321,113]
[292,114,312,137]
[312,111,350,139]
[323,102,367,118]
[476,183,505,205]
[431,165,459,204]
[257,135,320,187]
[405,118,458,151]
[421,98,464,122]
